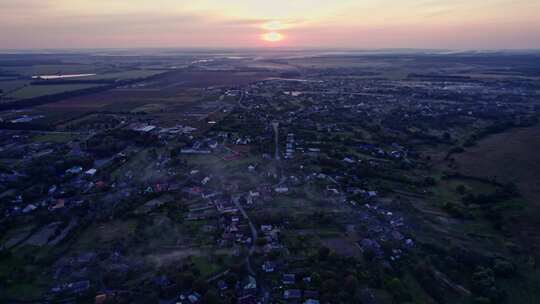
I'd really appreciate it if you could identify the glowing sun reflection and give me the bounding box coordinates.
[262,32,284,42]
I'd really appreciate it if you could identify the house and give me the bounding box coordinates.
[390,151,402,159]
[343,157,355,164]
[76,252,96,264]
[133,124,157,133]
[243,275,257,290]
[201,176,211,185]
[66,166,83,174]
[208,140,219,149]
[283,289,302,300]
[326,186,339,195]
[48,185,58,194]
[180,149,211,154]
[262,261,276,273]
[95,294,107,304]
[282,274,296,285]
[202,191,219,199]
[359,288,377,304]
[50,199,66,211]
[304,290,319,299]
[22,204,37,213]
[85,168,97,176]
[153,275,171,288]
[237,294,257,304]
[275,186,289,194]
[51,280,90,294]
[177,292,201,304]
[217,280,228,291]
[69,280,91,293]
[261,225,273,233]
[188,292,201,303]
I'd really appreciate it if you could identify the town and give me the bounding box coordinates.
[1,50,540,304]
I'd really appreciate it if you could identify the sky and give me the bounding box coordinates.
[1,0,539,49]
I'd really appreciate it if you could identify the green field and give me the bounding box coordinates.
[31,132,79,143]
[6,83,104,100]
[0,80,31,94]
[3,64,100,77]
[86,69,166,80]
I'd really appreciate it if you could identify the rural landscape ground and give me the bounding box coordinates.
[0,49,539,304]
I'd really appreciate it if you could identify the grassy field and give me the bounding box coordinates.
[451,125,540,204]
[0,80,31,94]
[31,132,79,143]
[6,83,104,100]
[3,64,101,77]
[85,69,166,80]
[434,124,540,257]
[74,220,137,250]
[3,64,165,81]
[429,177,499,207]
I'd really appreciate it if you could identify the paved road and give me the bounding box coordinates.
[233,194,274,303]
[237,91,247,109]
[233,195,258,275]
[272,122,280,160]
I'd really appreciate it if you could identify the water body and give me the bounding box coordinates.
[31,73,97,80]
[264,77,322,83]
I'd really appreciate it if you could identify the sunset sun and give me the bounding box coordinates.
[262,32,284,42]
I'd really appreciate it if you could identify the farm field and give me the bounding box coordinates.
[84,69,167,80]
[0,80,31,95]
[2,64,102,77]
[6,84,104,100]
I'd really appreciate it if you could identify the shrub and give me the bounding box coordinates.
[493,259,515,278]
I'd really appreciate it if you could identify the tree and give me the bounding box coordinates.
[363,248,376,262]
[178,273,194,289]
[449,146,465,154]
[193,278,209,294]
[442,132,451,141]
[255,237,267,247]
[321,279,338,294]
[423,177,437,187]
[170,148,179,159]
[318,246,331,261]
[344,275,359,293]
[230,263,244,275]
[471,267,504,301]
[472,297,491,304]
[225,273,238,287]
[503,182,519,196]
[385,278,411,302]
[456,184,467,195]
[493,259,515,278]
[202,290,220,304]
[311,272,321,287]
